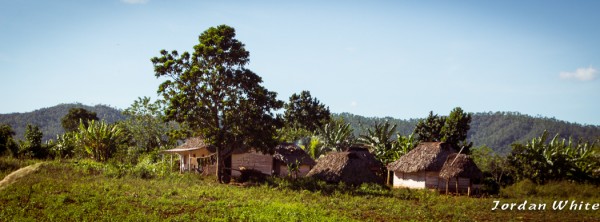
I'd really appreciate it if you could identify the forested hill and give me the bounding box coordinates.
[0,104,125,142]
[335,112,600,155]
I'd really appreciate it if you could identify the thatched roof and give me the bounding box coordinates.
[162,137,216,153]
[164,137,255,154]
[439,153,483,179]
[387,142,456,173]
[273,143,316,167]
[306,146,384,185]
[177,137,214,149]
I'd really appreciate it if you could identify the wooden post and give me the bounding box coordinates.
[445,179,449,194]
[468,179,472,197]
[455,177,459,195]
[188,155,191,173]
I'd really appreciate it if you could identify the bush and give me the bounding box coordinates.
[236,168,268,183]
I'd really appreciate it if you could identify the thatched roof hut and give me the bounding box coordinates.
[273,143,316,167]
[306,146,384,185]
[387,142,456,173]
[439,153,482,180]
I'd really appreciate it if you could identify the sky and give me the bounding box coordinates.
[1,0,599,125]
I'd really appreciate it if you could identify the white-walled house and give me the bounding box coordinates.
[387,142,455,190]
[386,142,482,195]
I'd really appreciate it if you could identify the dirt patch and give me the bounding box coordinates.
[0,162,43,191]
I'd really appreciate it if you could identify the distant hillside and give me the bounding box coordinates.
[2,104,598,155]
[335,112,600,155]
[0,104,125,142]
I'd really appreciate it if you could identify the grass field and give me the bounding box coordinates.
[1,159,599,221]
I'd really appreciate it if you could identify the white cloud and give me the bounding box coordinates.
[121,0,148,4]
[559,67,597,81]
[350,101,358,107]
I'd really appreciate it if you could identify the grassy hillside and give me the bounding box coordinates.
[0,103,125,142]
[1,159,598,221]
[336,112,600,155]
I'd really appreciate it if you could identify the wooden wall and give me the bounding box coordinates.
[231,150,273,177]
[443,177,472,194]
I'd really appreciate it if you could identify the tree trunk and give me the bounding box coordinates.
[386,170,391,185]
[216,146,222,183]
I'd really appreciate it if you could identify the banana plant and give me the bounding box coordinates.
[75,120,125,162]
[316,118,354,152]
[358,121,398,165]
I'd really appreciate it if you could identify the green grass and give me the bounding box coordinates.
[1,159,599,221]
[0,157,40,179]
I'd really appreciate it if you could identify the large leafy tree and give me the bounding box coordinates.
[414,107,472,153]
[414,111,445,142]
[121,97,176,153]
[152,25,283,182]
[0,124,19,156]
[284,90,331,132]
[441,107,473,153]
[61,108,99,132]
[19,124,46,158]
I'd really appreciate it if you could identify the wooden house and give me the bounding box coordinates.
[162,138,315,178]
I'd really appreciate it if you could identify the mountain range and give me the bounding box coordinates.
[1,104,599,155]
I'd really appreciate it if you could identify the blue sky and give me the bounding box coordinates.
[1,0,599,125]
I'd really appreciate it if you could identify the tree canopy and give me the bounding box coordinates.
[414,111,445,142]
[121,97,176,153]
[61,108,99,132]
[0,124,18,156]
[284,90,331,132]
[413,107,473,153]
[151,25,283,182]
[441,107,473,152]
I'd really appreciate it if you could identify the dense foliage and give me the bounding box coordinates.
[18,124,48,159]
[283,90,331,132]
[507,131,599,184]
[413,108,472,153]
[359,122,400,165]
[0,124,18,156]
[120,97,177,154]
[316,118,355,151]
[414,111,446,142]
[152,25,283,182]
[75,120,125,162]
[61,108,99,132]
